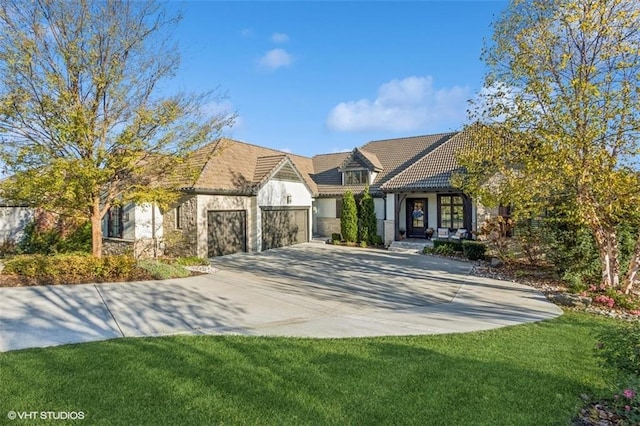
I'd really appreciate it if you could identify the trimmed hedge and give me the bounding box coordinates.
[462,240,487,260]
[433,239,463,252]
[3,253,139,284]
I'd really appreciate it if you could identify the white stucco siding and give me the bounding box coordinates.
[257,180,312,207]
[374,198,385,219]
[197,194,254,257]
[385,195,395,220]
[133,203,163,240]
[315,198,336,218]
[0,207,33,242]
[258,179,313,247]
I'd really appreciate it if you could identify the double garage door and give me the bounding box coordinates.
[207,208,308,257]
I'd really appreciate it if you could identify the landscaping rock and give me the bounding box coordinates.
[184,265,219,274]
[490,257,504,268]
[548,293,592,308]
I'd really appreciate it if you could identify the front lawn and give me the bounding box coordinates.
[0,312,620,425]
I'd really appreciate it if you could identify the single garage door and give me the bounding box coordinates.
[207,210,247,257]
[262,208,309,250]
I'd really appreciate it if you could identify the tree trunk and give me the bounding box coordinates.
[622,231,640,294]
[91,197,103,258]
[593,226,620,288]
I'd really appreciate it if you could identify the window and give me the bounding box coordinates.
[107,206,123,238]
[336,199,343,218]
[344,170,367,185]
[439,195,465,230]
[175,205,182,229]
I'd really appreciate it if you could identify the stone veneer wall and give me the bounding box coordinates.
[316,217,341,237]
[163,195,198,257]
[102,238,134,256]
[102,238,162,259]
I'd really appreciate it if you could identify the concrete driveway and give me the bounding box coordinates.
[0,243,562,352]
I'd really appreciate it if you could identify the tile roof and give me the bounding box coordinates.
[309,133,458,195]
[176,131,469,197]
[253,155,287,184]
[380,131,471,191]
[357,148,384,171]
[181,138,316,194]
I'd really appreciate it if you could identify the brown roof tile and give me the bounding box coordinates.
[380,131,471,190]
[182,138,316,194]
[311,133,457,195]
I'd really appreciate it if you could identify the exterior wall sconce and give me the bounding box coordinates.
[286,194,292,204]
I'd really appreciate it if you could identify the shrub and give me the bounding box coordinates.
[433,239,463,252]
[371,235,383,246]
[358,186,377,244]
[2,253,138,284]
[173,256,210,266]
[359,241,368,248]
[340,191,358,243]
[17,220,91,255]
[479,216,513,259]
[0,238,17,258]
[596,320,640,378]
[462,240,487,260]
[137,260,191,280]
[17,221,60,255]
[422,246,434,254]
[331,233,342,242]
[433,244,455,256]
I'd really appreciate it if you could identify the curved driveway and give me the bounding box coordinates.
[0,243,562,352]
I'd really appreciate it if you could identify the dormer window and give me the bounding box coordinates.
[344,170,368,185]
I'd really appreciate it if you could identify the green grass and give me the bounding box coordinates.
[0,311,620,425]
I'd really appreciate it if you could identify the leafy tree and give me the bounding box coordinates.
[459,0,640,293]
[358,186,377,244]
[0,0,234,257]
[341,191,358,243]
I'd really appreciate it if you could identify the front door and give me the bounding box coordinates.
[407,199,427,238]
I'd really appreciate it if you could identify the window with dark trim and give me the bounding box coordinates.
[175,205,182,229]
[107,206,124,238]
[438,195,465,230]
[336,199,343,218]
[344,170,367,185]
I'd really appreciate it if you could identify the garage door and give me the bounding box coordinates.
[262,208,308,250]
[207,210,246,257]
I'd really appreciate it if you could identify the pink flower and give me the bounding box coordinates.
[625,405,631,411]
[623,389,636,399]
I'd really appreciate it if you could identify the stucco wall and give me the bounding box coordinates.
[134,204,163,240]
[258,180,312,207]
[315,198,336,218]
[258,180,313,247]
[0,207,33,243]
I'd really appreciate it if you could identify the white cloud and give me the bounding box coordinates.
[280,147,292,153]
[201,101,238,130]
[271,32,289,43]
[326,76,470,133]
[330,147,352,153]
[258,48,293,71]
[240,28,253,37]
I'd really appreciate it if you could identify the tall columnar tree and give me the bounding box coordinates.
[0,0,234,257]
[341,191,358,243]
[358,186,377,243]
[459,0,640,293]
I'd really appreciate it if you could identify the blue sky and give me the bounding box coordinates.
[170,1,507,157]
